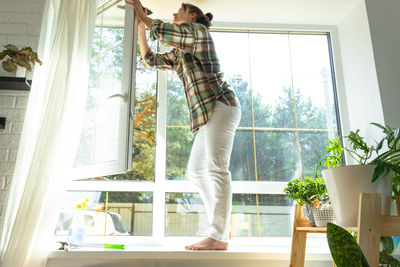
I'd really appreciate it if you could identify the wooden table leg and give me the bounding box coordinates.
[357,193,381,267]
[290,231,307,267]
[290,205,307,267]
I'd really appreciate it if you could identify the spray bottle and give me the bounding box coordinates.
[67,203,86,244]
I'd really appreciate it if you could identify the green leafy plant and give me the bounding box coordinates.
[326,223,370,267]
[316,123,400,183]
[327,224,400,267]
[380,236,400,266]
[372,123,400,187]
[283,176,327,206]
[315,137,345,177]
[0,44,42,73]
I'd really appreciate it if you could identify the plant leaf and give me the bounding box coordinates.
[381,236,394,254]
[376,138,385,154]
[327,223,368,267]
[4,44,18,52]
[372,161,386,182]
[2,59,17,72]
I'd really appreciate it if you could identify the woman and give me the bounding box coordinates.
[126,0,241,250]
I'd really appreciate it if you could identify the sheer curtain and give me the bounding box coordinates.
[0,0,96,266]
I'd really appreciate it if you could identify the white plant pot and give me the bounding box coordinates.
[15,66,26,78]
[322,165,392,227]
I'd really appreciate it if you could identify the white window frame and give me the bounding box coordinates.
[68,22,345,251]
[69,0,137,179]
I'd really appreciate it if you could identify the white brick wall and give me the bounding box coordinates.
[0,0,45,242]
[0,0,45,49]
[0,90,29,230]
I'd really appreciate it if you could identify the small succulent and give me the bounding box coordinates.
[0,44,43,73]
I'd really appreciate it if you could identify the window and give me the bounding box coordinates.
[57,3,341,245]
[70,0,136,179]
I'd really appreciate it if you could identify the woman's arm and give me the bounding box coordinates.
[137,19,149,59]
[125,0,195,53]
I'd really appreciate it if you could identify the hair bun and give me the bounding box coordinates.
[205,12,213,22]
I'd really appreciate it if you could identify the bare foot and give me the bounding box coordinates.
[185,237,228,250]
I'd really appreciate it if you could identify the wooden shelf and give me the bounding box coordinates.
[290,193,400,267]
[295,226,358,233]
[296,226,358,233]
[0,77,31,91]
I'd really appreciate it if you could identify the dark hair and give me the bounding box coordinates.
[182,3,213,29]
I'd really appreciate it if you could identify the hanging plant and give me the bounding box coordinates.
[0,44,43,73]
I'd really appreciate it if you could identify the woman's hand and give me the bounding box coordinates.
[125,0,153,30]
[125,0,145,18]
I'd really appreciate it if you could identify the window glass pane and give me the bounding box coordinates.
[232,194,293,237]
[289,34,338,130]
[211,32,251,128]
[255,131,299,181]
[299,131,339,177]
[56,191,153,236]
[164,192,293,237]
[230,130,256,181]
[73,5,126,169]
[128,34,158,181]
[249,33,293,128]
[166,72,193,181]
[165,192,207,236]
[106,34,158,181]
[166,128,193,180]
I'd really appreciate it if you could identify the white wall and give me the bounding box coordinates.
[364,0,400,128]
[0,0,46,244]
[0,0,44,48]
[0,90,29,238]
[335,0,385,152]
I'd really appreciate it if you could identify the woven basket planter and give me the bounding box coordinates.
[312,204,336,227]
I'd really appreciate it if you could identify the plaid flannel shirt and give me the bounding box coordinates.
[141,19,240,133]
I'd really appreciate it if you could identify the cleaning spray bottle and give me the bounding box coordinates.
[68,203,86,244]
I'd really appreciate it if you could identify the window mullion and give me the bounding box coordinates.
[153,47,168,240]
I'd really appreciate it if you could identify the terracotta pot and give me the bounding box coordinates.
[322,165,392,227]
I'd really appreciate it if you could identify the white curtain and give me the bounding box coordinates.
[0,0,96,266]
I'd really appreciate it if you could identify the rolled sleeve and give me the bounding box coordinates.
[150,19,195,53]
[141,49,178,71]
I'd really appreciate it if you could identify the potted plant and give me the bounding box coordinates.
[316,123,400,227]
[0,44,42,77]
[374,123,400,215]
[283,176,328,226]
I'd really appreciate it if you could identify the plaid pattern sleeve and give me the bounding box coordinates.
[150,19,195,53]
[141,49,178,70]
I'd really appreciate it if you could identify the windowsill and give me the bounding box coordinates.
[48,246,332,261]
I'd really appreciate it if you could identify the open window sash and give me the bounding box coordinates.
[70,0,137,179]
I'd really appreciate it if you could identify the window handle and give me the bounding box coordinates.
[107,93,128,102]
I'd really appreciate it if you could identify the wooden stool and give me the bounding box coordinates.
[289,204,357,267]
[289,193,400,267]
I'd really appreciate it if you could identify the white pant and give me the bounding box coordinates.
[186,101,241,242]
